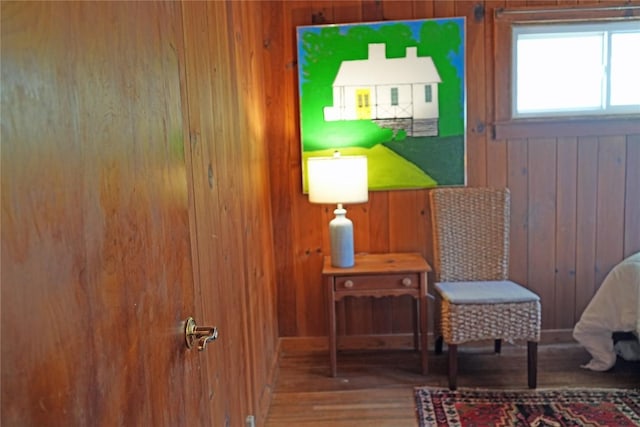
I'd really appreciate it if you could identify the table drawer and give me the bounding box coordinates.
[335,273,419,291]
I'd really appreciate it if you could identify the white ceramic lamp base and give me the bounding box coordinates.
[329,206,354,268]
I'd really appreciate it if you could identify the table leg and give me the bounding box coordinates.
[419,272,429,375]
[327,275,337,377]
[413,298,419,351]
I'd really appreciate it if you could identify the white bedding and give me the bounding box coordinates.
[572,252,640,371]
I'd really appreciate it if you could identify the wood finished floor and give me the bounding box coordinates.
[265,342,640,426]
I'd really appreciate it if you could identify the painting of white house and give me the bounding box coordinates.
[297,18,466,191]
[324,43,442,137]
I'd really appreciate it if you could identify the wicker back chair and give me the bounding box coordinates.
[429,187,541,390]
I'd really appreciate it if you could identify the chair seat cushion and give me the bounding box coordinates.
[435,280,540,304]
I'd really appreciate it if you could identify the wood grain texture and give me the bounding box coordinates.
[485,0,508,188]
[2,1,280,426]
[575,137,600,317]
[180,2,232,425]
[527,138,557,328]
[625,135,640,258]
[5,2,634,424]
[506,138,530,286]
[264,0,640,341]
[266,343,640,426]
[459,0,487,187]
[555,137,578,329]
[594,137,627,288]
[181,1,280,424]
[1,2,209,425]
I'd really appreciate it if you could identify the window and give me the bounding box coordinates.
[424,85,432,103]
[513,21,640,118]
[493,5,640,139]
[391,87,399,106]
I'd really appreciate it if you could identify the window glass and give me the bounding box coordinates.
[424,85,432,103]
[610,32,640,107]
[512,21,640,118]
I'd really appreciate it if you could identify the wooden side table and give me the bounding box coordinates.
[322,252,431,376]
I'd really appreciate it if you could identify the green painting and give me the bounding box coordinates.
[297,18,466,191]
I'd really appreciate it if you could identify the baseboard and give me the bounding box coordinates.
[541,328,578,344]
[279,329,577,353]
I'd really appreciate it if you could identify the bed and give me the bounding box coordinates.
[573,252,640,371]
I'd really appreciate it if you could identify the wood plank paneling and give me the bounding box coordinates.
[485,0,508,188]
[181,1,280,425]
[528,138,558,328]
[265,0,640,348]
[180,3,229,424]
[382,0,414,20]
[231,1,281,417]
[553,138,578,329]
[460,0,487,187]
[555,137,578,329]
[8,3,635,424]
[362,0,384,21]
[1,2,211,425]
[263,0,305,337]
[575,136,599,317]
[368,192,391,253]
[311,0,334,24]
[434,0,455,17]
[507,138,530,286]
[594,137,627,286]
[387,193,425,332]
[625,135,640,257]
[414,0,435,18]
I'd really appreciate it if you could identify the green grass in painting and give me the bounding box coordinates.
[302,144,437,192]
[302,135,464,192]
[383,135,465,186]
[301,119,392,152]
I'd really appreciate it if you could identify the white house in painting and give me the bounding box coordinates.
[323,43,442,136]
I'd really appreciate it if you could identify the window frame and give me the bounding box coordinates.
[493,4,640,140]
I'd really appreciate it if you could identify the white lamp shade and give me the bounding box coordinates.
[307,155,368,204]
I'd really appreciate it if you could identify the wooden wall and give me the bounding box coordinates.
[2,1,278,426]
[1,0,637,424]
[262,0,640,341]
[180,1,280,423]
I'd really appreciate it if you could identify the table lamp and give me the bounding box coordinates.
[307,152,368,268]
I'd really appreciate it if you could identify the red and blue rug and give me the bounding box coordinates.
[414,387,640,426]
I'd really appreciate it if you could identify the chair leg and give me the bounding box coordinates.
[494,339,502,354]
[435,336,444,355]
[448,344,458,390]
[527,341,537,389]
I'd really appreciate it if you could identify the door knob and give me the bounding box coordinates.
[185,317,218,351]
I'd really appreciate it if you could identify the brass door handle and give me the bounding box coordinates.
[185,317,218,351]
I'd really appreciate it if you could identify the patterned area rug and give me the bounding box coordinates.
[414,387,640,427]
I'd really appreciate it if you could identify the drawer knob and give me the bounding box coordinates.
[402,277,412,287]
[344,280,354,288]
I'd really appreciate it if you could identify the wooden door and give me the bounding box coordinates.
[1,2,215,425]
